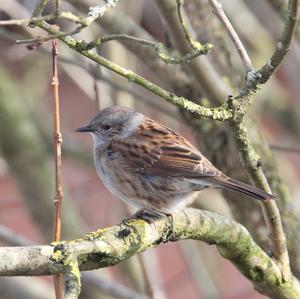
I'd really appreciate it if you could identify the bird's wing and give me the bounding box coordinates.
[108,118,221,178]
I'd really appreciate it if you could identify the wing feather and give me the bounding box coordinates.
[108,118,221,178]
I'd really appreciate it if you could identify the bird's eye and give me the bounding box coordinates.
[102,124,111,131]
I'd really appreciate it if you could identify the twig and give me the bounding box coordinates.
[267,0,300,49]
[36,21,232,121]
[82,273,147,299]
[0,225,33,246]
[91,64,102,111]
[0,15,54,25]
[255,0,299,84]
[270,144,300,153]
[155,0,229,103]
[176,0,203,51]
[32,0,49,17]
[16,33,212,63]
[55,0,60,16]
[88,34,212,64]
[63,0,122,36]
[207,0,253,72]
[85,0,121,26]
[0,12,88,27]
[51,38,63,299]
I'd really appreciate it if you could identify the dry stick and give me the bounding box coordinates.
[207,0,253,72]
[52,38,64,299]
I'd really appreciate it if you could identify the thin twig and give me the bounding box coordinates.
[88,34,212,64]
[85,0,121,26]
[16,33,212,63]
[91,64,102,111]
[83,273,147,299]
[35,21,232,121]
[52,38,63,299]
[32,0,49,17]
[0,15,55,25]
[0,12,88,27]
[255,0,299,84]
[207,0,253,72]
[55,0,60,16]
[0,225,33,246]
[270,144,300,153]
[175,0,205,51]
[155,0,229,102]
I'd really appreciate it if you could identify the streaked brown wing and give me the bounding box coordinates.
[108,118,221,178]
[147,144,220,177]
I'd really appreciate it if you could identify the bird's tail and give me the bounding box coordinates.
[210,176,275,200]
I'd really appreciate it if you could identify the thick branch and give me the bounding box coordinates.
[0,208,299,299]
[230,118,290,277]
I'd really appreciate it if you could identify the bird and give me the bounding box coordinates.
[75,106,275,220]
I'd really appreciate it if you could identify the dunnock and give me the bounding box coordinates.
[76,106,274,218]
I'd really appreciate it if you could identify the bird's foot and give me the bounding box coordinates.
[131,208,173,224]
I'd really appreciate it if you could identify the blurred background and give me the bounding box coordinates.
[0,0,300,298]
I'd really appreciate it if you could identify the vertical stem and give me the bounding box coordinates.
[124,207,154,299]
[91,63,101,111]
[207,0,253,72]
[230,118,290,279]
[138,254,154,299]
[55,0,60,16]
[52,38,63,299]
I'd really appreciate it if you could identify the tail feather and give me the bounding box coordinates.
[210,176,275,200]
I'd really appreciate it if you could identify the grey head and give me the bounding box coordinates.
[75,106,144,149]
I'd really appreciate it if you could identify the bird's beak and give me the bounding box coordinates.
[74,125,95,133]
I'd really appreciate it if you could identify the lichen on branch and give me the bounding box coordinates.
[0,208,299,299]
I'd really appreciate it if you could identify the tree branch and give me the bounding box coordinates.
[253,0,299,85]
[207,0,253,72]
[32,0,49,17]
[230,0,299,277]
[155,0,229,103]
[0,208,299,299]
[87,34,213,64]
[34,21,232,121]
[230,118,290,278]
